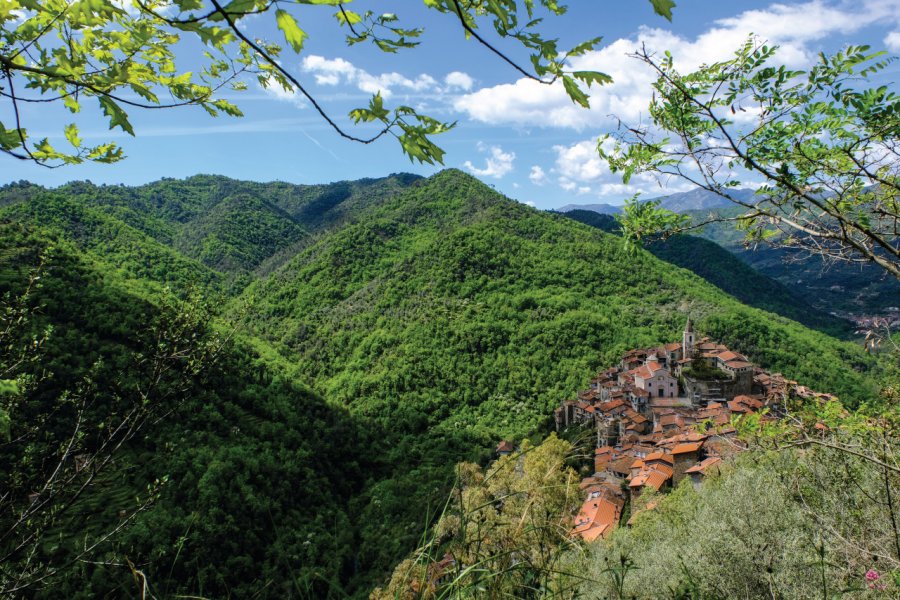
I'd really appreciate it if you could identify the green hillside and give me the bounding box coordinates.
[685,207,900,315]
[562,209,850,336]
[233,170,880,586]
[0,223,384,598]
[0,170,885,598]
[0,173,421,288]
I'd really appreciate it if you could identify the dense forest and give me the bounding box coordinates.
[561,199,900,318]
[0,170,890,598]
[682,206,900,316]
[561,210,850,336]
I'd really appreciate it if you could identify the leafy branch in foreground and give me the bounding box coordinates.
[600,39,900,280]
[371,434,587,599]
[1,0,675,167]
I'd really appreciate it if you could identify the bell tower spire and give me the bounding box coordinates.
[682,317,695,358]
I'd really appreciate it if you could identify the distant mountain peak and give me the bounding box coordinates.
[557,202,622,214]
[556,188,758,215]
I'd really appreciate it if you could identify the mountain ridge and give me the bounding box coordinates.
[0,168,883,597]
[556,187,750,214]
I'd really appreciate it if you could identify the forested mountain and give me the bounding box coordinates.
[560,195,899,317]
[0,170,885,598]
[557,187,753,215]
[556,202,622,214]
[562,210,850,335]
[0,174,420,289]
[0,225,373,598]
[685,207,900,316]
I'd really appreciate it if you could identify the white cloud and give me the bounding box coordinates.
[453,1,900,130]
[454,78,587,129]
[302,56,357,86]
[529,165,548,185]
[302,55,440,99]
[550,137,699,199]
[553,139,608,182]
[258,77,307,107]
[886,31,900,51]
[523,200,536,207]
[445,71,474,91]
[463,144,516,179]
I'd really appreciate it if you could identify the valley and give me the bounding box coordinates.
[0,170,890,598]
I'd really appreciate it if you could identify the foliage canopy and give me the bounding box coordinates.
[1,0,675,167]
[601,40,900,280]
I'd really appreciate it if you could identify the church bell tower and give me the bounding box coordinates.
[682,317,695,358]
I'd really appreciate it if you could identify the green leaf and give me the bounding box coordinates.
[276,9,307,53]
[64,123,82,148]
[650,0,676,21]
[63,95,81,114]
[567,36,603,58]
[562,76,590,108]
[0,122,24,150]
[212,99,243,117]
[572,70,613,88]
[221,0,258,14]
[98,97,135,136]
[335,8,362,26]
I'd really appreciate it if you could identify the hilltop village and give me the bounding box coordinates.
[545,319,836,543]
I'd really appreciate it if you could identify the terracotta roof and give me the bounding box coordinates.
[579,476,603,489]
[671,441,703,454]
[631,458,645,469]
[727,399,751,413]
[644,451,674,464]
[725,360,752,369]
[633,366,652,379]
[659,414,685,428]
[685,456,722,474]
[601,399,625,411]
[734,395,764,408]
[634,361,668,380]
[607,456,635,475]
[631,468,671,491]
[572,494,623,542]
[665,342,682,351]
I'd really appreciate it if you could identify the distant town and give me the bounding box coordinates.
[501,318,836,543]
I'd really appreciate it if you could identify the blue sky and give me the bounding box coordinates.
[5,0,900,209]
